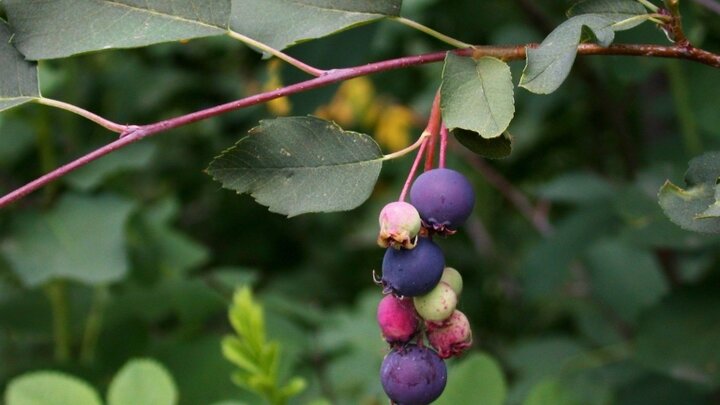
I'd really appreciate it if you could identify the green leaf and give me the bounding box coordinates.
[108,359,178,405]
[66,142,157,190]
[635,287,720,385]
[3,0,230,60]
[229,0,402,51]
[207,116,382,217]
[0,19,39,112]
[535,171,615,204]
[435,353,507,405]
[1,194,134,287]
[5,371,102,405]
[524,378,582,405]
[584,240,668,323]
[520,15,617,94]
[441,54,515,138]
[658,151,720,233]
[454,129,513,159]
[568,0,650,30]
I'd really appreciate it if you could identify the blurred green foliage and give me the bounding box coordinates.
[1,1,720,404]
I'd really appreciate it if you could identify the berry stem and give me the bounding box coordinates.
[439,124,448,168]
[399,132,431,202]
[423,90,443,171]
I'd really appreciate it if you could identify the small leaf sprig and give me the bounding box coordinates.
[222,287,306,405]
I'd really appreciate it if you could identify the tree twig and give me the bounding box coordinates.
[2,43,720,208]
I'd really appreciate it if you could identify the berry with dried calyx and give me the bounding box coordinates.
[426,310,472,359]
[410,168,475,233]
[378,201,422,249]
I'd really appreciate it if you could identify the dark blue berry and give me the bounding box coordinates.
[381,237,445,297]
[380,344,447,405]
[409,168,475,232]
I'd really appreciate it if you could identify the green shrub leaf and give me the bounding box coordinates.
[584,240,668,323]
[0,19,39,112]
[568,0,650,30]
[1,194,134,287]
[5,371,102,405]
[441,54,515,138]
[636,288,720,385]
[108,359,178,405]
[229,0,402,51]
[520,15,616,94]
[435,353,507,405]
[659,151,720,233]
[3,0,230,60]
[454,129,513,159]
[207,116,382,217]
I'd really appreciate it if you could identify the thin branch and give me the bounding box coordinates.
[227,30,327,77]
[34,97,131,133]
[3,43,720,208]
[460,149,554,237]
[393,17,473,49]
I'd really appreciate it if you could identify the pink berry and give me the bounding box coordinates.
[426,310,472,359]
[378,201,421,249]
[377,294,419,343]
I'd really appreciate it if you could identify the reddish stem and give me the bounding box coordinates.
[398,134,430,202]
[423,90,443,171]
[439,124,449,168]
[2,43,720,208]
[424,131,436,171]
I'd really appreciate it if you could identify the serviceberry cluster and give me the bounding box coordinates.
[375,168,475,405]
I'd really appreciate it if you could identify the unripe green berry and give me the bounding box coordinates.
[440,267,463,297]
[413,281,457,322]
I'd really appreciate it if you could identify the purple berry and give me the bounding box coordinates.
[409,168,475,233]
[380,344,447,404]
[381,237,445,297]
[377,294,419,344]
[378,201,422,249]
[426,310,472,359]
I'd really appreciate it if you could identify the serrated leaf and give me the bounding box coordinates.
[441,54,515,138]
[207,116,382,217]
[454,129,513,159]
[5,371,102,405]
[229,0,402,51]
[0,19,39,112]
[658,152,720,233]
[568,0,650,30]
[435,353,507,405]
[520,15,617,94]
[1,194,134,286]
[3,0,230,60]
[108,359,178,405]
